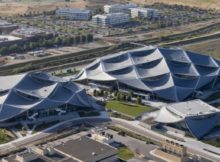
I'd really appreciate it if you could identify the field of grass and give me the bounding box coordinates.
[205,139,220,148]
[183,39,220,59]
[106,101,154,117]
[118,147,134,161]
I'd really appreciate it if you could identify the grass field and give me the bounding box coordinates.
[106,101,154,117]
[118,147,134,160]
[183,39,220,59]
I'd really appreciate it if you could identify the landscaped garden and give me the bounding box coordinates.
[118,146,134,161]
[106,101,154,117]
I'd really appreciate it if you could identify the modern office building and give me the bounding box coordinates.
[152,139,188,162]
[0,20,18,34]
[54,136,118,162]
[11,27,53,40]
[2,136,118,162]
[0,35,22,48]
[104,3,137,14]
[130,8,159,19]
[0,71,97,126]
[155,100,220,139]
[75,46,220,102]
[0,58,6,66]
[56,8,91,20]
[92,13,130,27]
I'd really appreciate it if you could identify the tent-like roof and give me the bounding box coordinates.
[155,99,220,139]
[0,72,93,122]
[75,46,220,101]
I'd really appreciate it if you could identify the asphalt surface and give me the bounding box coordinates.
[0,116,220,162]
[0,116,110,156]
[111,118,220,162]
[106,129,165,162]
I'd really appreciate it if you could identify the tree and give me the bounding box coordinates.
[0,47,8,56]
[66,69,72,73]
[116,92,120,101]
[54,36,62,45]
[93,89,97,96]
[81,35,87,43]
[104,91,108,97]
[100,89,104,96]
[87,34,93,42]
[0,129,6,141]
[75,35,81,44]
[9,44,21,53]
[122,94,126,101]
[136,96,142,105]
[125,95,130,102]
[128,90,133,101]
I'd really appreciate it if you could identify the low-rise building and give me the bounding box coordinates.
[54,136,118,162]
[11,27,53,40]
[28,50,48,57]
[152,140,188,162]
[0,57,6,66]
[56,8,91,20]
[92,13,130,27]
[0,20,18,34]
[130,8,159,19]
[90,131,114,144]
[7,54,25,60]
[1,135,117,162]
[155,99,220,139]
[162,140,187,157]
[0,35,22,48]
[104,3,137,14]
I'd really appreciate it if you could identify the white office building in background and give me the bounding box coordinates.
[130,8,159,19]
[104,3,138,14]
[56,8,91,20]
[92,13,130,27]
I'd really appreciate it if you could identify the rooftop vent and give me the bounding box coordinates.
[92,152,96,156]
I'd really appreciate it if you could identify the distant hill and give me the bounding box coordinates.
[130,0,220,9]
[0,0,218,16]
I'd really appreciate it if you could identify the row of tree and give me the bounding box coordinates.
[93,89,142,105]
[115,91,142,104]
[0,34,93,56]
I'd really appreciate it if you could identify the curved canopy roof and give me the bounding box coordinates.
[75,46,220,101]
[0,72,93,122]
[155,99,220,139]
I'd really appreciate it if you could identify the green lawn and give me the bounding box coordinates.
[205,139,220,148]
[118,147,134,161]
[106,101,154,117]
[0,129,12,144]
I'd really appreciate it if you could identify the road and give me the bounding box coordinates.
[106,129,165,162]
[111,118,220,162]
[1,116,220,161]
[0,114,110,156]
